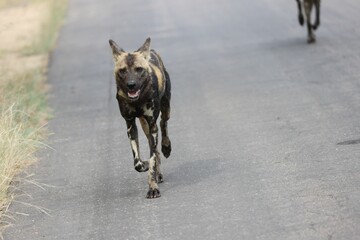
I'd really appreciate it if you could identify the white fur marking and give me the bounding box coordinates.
[130,140,139,159]
[148,154,158,188]
[127,126,132,135]
[143,107,153,117]
[152,133,157,145]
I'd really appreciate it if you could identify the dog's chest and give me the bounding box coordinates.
[125,100,155,118]
[142,102,155,117]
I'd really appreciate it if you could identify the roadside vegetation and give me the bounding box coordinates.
[0,0,67,228]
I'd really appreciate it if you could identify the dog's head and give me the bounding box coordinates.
[109,38,152,101]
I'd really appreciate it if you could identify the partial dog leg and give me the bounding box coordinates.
[160,98,171,159]
[140,117,163,183]
[296,0,304,26]
[144,118,161,198]
[126,119,149,172]
[312,0,320,30]
[160,70,172,159]
[304,0,315,43]
[155,151,162,183]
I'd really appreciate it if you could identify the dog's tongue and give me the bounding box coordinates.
[128,90,140,98]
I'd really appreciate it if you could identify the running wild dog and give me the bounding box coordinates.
[109,38,171,198]
[296,0,321,43]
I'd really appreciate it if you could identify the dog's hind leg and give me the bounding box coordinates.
[296,0,304,26]
[160,98,171,158]
[312,0,320,30]
[160,70,172,159]
[126,119,149,172]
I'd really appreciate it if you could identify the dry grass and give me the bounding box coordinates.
[0,69,50,222]
[0,0,67,230]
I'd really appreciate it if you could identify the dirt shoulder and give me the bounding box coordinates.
[0,1,49,79]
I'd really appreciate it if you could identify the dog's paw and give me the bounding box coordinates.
[146,188,161,199]
[162,145,171,158]
[312,21,320,30]
[298,14,304,26]
[161,138,171,158]
[135,160,149,172]
[307,35,316,44]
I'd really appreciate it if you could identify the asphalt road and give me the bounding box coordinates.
[4,0,360,239]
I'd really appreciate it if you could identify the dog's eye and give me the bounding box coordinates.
[134,67,144,74]
[119,68,127,75]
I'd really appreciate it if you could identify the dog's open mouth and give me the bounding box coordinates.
[128,90,140,99]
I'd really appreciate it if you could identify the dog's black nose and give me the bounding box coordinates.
[127,81,136,90]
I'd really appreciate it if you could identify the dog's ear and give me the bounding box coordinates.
[137,37,151,60]
[109,39,125,60]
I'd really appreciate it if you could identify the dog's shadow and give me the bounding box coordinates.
[161,158,223,192]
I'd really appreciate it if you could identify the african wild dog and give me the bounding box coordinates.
[296,0,321,43]
[109,38,171,198]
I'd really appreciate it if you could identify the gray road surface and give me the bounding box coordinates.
[4,0,360,239]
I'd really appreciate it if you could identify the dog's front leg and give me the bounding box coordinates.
[304,0,315,43]
[126,119,149,172]
[145,118,161,198]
